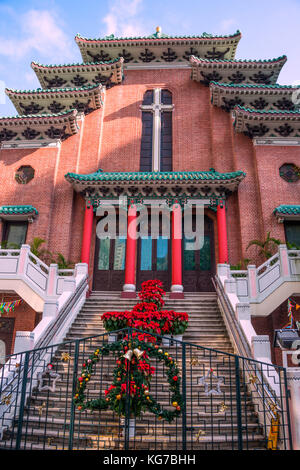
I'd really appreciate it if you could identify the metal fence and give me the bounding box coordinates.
[0,328,292,450]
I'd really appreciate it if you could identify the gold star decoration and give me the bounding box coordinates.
[1,394,11,405]
[61,352,71,362]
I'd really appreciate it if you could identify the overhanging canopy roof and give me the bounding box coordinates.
[274,205,300,221]
[65,168,246,200]
[190,56,287,85]
[75,29,241,64]
[0,205,38,221]
[31,58,124,89]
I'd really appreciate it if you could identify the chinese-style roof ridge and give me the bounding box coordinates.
[210,81,298,90]
[234,105,300,115]
[274,205,300,215]
[75,30,242,42]
[0,109,78,120]
[190,54,287,64]
[65,168,246,182]
[0,205,38,216]
[6,83,100,95]
[31,57,122,68]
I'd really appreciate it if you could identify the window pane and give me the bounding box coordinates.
[140,237,152,271]
[6,223,27,247]
[113,237,126,270]
[285,222,300,247]
[140,111,153,171]
[200,236,211,271]
[160,112,172,171]
[157,236,168,271]
[98,238,110,270]
[184,237,195,270]
[161,89,172,105]
[142,90,154,105]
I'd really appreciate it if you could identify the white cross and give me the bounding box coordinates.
[140,88,174,172]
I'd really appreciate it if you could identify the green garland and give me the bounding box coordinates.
[73,336,183,422]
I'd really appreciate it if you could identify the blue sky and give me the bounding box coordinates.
[0,0,300,116]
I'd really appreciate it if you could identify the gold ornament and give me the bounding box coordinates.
[195,429,206,441]
[190,357,200,366]
[218,402,228,414]
[1,394,11,405]
[249,374,258,385]
[172,401,178,407]
[37,402,46,417]
[123,350,133,361]
[133,348,144,360]
[61,352,71,362]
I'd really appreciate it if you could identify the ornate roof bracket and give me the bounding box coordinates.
[65,168,246,208]
[233,105,300,139]
[75,30,241,65]
[190,55,287,86]
[31,58,124,89]
[210,82,299,112]
[5,84,104,116]
[0,109,79,145]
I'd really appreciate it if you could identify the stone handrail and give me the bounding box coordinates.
[216,244,300,448]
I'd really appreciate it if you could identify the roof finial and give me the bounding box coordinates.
[156,26,162,38]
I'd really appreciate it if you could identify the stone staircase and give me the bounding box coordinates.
[0,291,268,450]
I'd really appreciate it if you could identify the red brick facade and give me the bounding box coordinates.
[0,68,299,357]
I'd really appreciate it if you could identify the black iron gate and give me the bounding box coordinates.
[0,329,293,450]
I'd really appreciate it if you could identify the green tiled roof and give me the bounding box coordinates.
[274,205,300,215]
[0,205,38,215]
[6,84,100,94]
[65,168,246,183]
[190,55,287,64]
[235,105,300,115]
[210,81,297,90]
[31,58,122,68]
[0,109,77,121]
[75,30,241,42]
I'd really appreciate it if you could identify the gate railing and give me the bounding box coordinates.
[0,328,293,450]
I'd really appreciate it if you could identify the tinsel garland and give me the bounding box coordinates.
[73,334,183,422]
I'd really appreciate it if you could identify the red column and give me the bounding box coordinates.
[217,201,229,264]
[122,204,137,298]
[81,204,94,265]
[170,203,184,299]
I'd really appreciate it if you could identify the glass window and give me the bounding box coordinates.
[157,236,168,271]
[113,237,126,270]
[285,222,300,248]
[184,237,196,270]
[140,237,152,271]
[200,236,211,271]
[3,222,27,248]
[98,238,110,270]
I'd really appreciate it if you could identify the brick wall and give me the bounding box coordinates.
[0,69,299,282]
[0,293,40,356]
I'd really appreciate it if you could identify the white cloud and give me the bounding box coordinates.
[0,9,74,62]
[102,0,148,37]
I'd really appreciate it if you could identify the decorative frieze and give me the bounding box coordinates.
[75,29,241,65]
